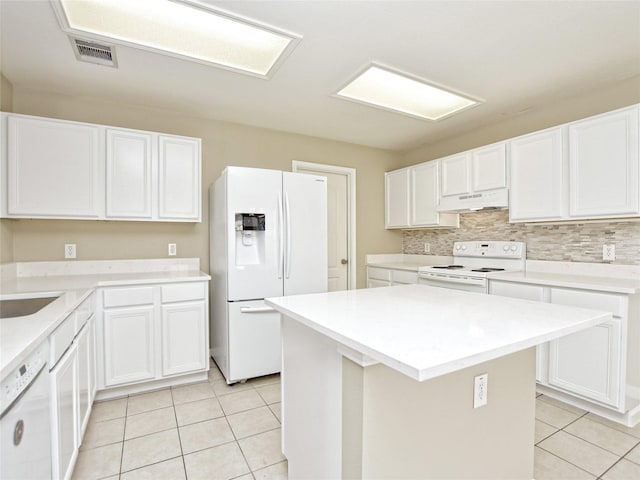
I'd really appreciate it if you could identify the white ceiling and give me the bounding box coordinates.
[1,1,639,151]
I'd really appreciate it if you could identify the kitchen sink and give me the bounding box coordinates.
[0,296,59,319]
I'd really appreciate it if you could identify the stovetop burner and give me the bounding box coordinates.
[470,268,506,272]
[432,265,465,270]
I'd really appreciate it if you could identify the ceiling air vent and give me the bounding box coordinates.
[71,38,118,67]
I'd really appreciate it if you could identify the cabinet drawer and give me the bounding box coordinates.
[550,288,625,318]
[367,267,391,281]
[49,314,75,367]
[74,293,95,332]
[161,283,206,303]
[103,287,154,308]
[391,269,418,284]
[489,281,545,302]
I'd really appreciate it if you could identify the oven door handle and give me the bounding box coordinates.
[418,273,486,286]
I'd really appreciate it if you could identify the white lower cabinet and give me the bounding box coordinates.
[50,293,96,480]
[489,280,628,411]
[547,287,626,409]
[50,341,77,480]
[367,266,418,288]
[161,301,207,377]
[103,305,156,387]
[98,281,209,390]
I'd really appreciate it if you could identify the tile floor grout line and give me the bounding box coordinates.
[168,392,190,480]
[536,444,604,478]
[559,421,639,458]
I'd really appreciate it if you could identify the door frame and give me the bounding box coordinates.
[292,160,356,290]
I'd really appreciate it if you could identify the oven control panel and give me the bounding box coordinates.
[454,241,525,259]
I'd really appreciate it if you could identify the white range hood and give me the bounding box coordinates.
[437,188,509,212]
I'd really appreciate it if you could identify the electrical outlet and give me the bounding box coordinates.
[603,244,615,262]
[474,373,488,408]
[168,243,177,256]
[64,244,76,259]
[424,242,430,254]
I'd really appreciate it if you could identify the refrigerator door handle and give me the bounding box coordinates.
[285,192,292,279]
[239,306,278,314]
[277,192,284,279]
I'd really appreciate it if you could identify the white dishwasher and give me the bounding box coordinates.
[0,341,52,479]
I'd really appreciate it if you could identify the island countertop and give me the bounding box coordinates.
[266,284,611,382]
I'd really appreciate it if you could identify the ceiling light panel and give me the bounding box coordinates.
[336,65,481,121]
[53,0,300,77]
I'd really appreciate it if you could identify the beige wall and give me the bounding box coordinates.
[5,87,404,287]
[401,76,640,166]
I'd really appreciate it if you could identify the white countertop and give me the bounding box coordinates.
[489,270,640,294]
[266,284,610,382]
[0,259,210,378]
[366,254,453,271]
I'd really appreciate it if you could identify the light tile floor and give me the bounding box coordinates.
[73,361,640,479]
[534,393,640,479]
[72,359,286,480]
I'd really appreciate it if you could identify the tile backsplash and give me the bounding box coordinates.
[403,209,640,265]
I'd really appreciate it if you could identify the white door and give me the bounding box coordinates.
[161,301,207,376]
[105,128,153,219]
[293,161,355,290]
[283,172,328,296]
[228,300,281,382]
[509,127,566,222]
[225,167,283,301]
[569,105,639,217]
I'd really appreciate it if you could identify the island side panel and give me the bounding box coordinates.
[281,316,343,479]
[355,347,536,479]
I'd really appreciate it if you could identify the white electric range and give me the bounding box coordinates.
[418,241,526,293]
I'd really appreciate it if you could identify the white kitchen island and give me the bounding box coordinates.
[265,284,612,480]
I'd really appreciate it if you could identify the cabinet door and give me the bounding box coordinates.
[569,106,639,218]
[158,135,201,221]
[509,127,566,222]
[50,343,78,480]
[106,129,153,219]
[548,319,623,409]
[385,169,410,228]
[161,301,207,376]
[472,143,507,192]
[368,278,391,288]
[548,288,625,409]
[7,115,100,218]
[440,153,470,196]
[103,306,156,386]
[410,162,438,226]
[76,316,96,441]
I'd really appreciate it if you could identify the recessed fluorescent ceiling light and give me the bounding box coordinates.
[336,65,480,120]
[53,0,298,77]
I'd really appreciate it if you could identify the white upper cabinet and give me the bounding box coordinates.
[508,105,639,223]
[569,106,639,218]
[6,115,101,218]
[158,135,201,221]
[440,153,471,197]
[441,143,506,198]
[106,128,153,219]
[472,143,507,192]
[385,161,459,229]
[509,127,566,222]
[385,168,410,228]
[1,113,202,222]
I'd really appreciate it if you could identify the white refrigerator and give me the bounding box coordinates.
[210,166,328,384]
